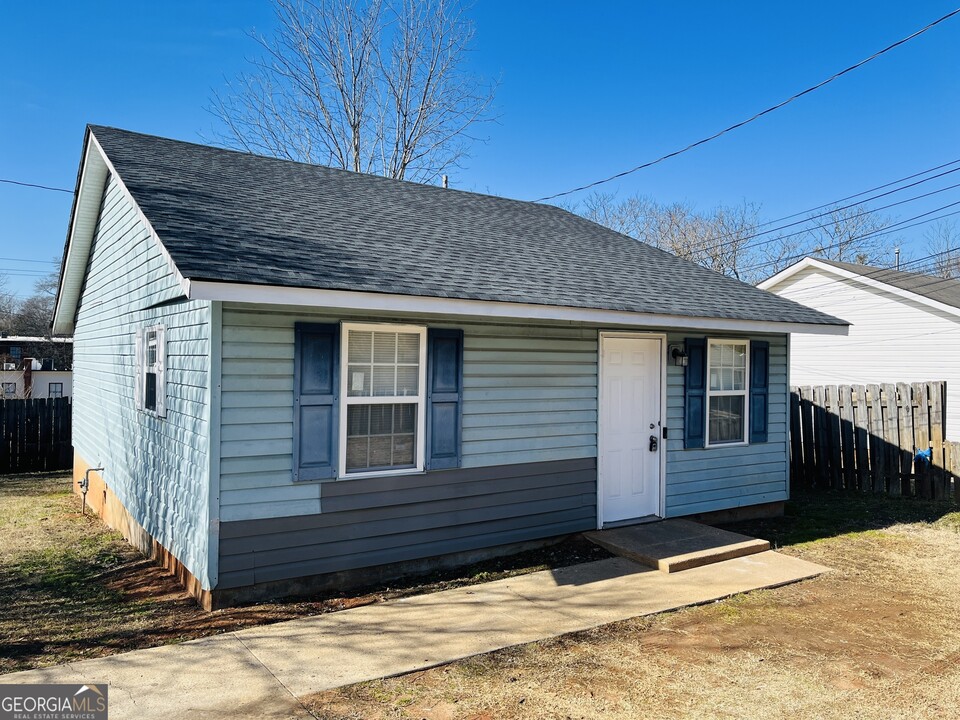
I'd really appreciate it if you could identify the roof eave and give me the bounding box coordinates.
[52,127,191,336]
[187,280,849,335]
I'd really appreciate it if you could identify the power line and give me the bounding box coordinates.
[534,8,960,202]
[0,257,60,265]
[730,179,960,259]
[742,202,960,277]
[743,157,960,230]
[0,178,73,194]
[703,164,960,254]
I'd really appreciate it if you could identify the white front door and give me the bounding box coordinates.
[599,336,662,524]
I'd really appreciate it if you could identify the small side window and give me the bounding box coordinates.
[48,382,63,399]
[2,382,16,398]
[136,325,166,417]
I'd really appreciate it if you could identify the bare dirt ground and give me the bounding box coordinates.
[4,472,959,719]
[304,499,960,720]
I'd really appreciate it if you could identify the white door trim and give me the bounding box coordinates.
[597,331,668,529]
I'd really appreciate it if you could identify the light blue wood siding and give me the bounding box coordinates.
[72,174,213,587]
[664,332,789,516]
[461,324,597,467]
[218,305,598,522]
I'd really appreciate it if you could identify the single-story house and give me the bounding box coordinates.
[759,257,960,440]
[53,126,846,608]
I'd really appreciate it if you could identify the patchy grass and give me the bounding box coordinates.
[721,486,958,548]
[304,489,960,720]
[0,472,609,674]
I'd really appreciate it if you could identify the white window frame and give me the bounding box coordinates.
[338,322,427,479]
[705,338,750,448]
[135,324,167,418]
[2,382,16,398]
[48,382,64,399]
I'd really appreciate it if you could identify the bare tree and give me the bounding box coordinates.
[923,219,960,278]
[803,203,894,266]
[8,265,60,337]
[210,0,495,183]
[576,192,765,282]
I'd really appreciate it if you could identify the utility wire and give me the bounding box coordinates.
[679,164,960,255]
[740,201,960,277]
[726,179,960,259]
[534,8,960,202]
[0,257,59,265]
[0,178,73,194]
[741,157,960,231]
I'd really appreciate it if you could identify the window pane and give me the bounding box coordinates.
[722,367,733,392]
[374,332,397,364]
[348,331,372,363]
[396,366,419,396]
[709,395,744,445]
[372,365,397,396]
[397,333,420,363]
[145,372,157,411]
[146,331,157,365]
[347,365,371,396]
[345,403,417,472]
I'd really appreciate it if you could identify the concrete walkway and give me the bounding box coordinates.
[4,551,827,719]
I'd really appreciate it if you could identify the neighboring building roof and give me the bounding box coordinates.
[0,336,73,343]
[815,258,960,310]
[55,125,848,333]
[759,257,960,318]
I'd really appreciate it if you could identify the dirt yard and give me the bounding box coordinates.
[3,474,959,719]
[303,497,960,720]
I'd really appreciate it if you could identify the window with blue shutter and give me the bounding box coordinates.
[425,328,463,469]
[749,340,770,443]
[684,337,707,449]
[293,323,339,481]
[294,322,463,481]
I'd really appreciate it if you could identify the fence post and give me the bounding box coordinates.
[790,390,804,487]
[928,381,947,500]
[813,386,829,488]
[800,387,815,489]
[839,384,856,491]
[896,382,914,496]
[851,385,870,492]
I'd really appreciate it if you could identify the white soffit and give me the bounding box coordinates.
[188,280,849,336]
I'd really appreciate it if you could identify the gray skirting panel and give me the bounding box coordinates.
[218,457,597,590]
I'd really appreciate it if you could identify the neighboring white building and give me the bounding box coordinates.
[759,257,960,440]
[0,366,72,399]
[31,370,73,399]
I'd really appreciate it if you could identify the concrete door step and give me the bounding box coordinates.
[584,518,770,573]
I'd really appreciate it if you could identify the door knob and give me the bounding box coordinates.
[649,435,658,452]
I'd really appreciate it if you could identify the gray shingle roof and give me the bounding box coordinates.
[89,125,845,327]
[817,259,960,310]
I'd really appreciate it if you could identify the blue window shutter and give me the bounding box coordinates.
[750,340,770,444]
[684,337,707,449]
[426,328,463,470]
[293,323,339,481]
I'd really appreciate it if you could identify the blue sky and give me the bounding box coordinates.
[2,1,959,300]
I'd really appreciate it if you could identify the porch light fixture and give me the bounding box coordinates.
[670,345,688,367]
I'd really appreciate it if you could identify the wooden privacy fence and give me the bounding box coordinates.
[0,397,72,474]
[790,382,958,501]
